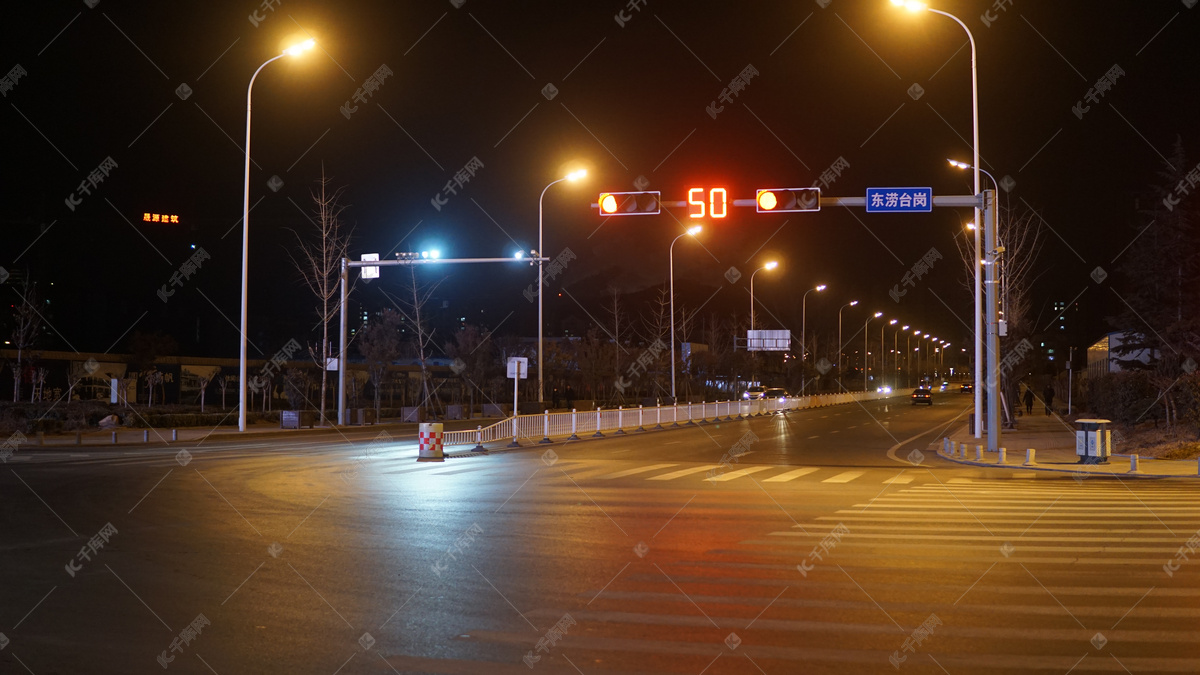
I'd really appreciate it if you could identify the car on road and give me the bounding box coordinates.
[912,388,933,405]
[743,386,766,400]
[960,383,974,394]
[764,387,789,400]
[939,381,950,391]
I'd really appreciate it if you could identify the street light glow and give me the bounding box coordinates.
[890,0,927,12]
[686,225,702,236]
[873,311,883,318]
[283,38,316,56]
[889,319,898,325]
[948,159,972,170]
[764,261,779,270]
[850,300,859,307]
[566,169,587,181]
[815,284,827,291]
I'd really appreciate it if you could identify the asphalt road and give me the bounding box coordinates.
[3,392,1199,674]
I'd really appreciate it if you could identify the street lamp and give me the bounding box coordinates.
[537,168,587,405]
[951,158,1002,440]
[893,0,982,434]
[837,300,858,381]
[902,325,911,387]
[239,37,316,433]
[865,311,882,391]
[749,261,779,331]
[800,283,826,394]
[669,225,702,401]
[887,319,898,388]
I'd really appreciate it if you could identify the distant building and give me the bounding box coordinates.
[1087,332,1156,378]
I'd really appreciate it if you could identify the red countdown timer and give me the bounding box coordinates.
[687,187,727,219]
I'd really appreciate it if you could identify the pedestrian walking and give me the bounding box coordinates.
[565,384,575,409]
[1023,387,1034,415]
[1043,384,1055,415]
[552,387,560,409]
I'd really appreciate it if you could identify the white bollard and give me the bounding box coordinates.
[998,447,1007,464]
[473,425,486,453]
[960,442,968,458]
[942,438,949,454]
[975,445,983,461]
[654,404,663,430]
[569,409,579,440]
[541,411,552,444]
[637,405,645,432]
[143,430,149,443]
[112,432,118,444]
[593,407,604,438]
[1024,448,1037,466]
[616,407,626,435]
[172,429,178,442]
[1129,454,1140,474]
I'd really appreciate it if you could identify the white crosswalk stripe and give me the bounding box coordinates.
[705,466,771,482]
[822,470,864,483]
[762,467,821,482]
[646,465,722,481]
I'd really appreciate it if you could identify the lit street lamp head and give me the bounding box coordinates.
[565,169,587,181]
[890,0,927,12]
[948,159,972,170]
[283,38,316,56]
[815,284,827,291]
[850,300,858,307]
[873,311,883,318]
[764,261,778,270]
[686,225,702,236]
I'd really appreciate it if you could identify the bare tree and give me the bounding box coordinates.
[444,324,495,419]
[197,375,210,412]
[219,375,230,410]
[385,267,444,419]
[288,166,353,425]
[357,308,402,416]
[8,276,42,402]
[954,201,1045,425]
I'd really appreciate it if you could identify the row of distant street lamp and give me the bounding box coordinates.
[236,0,989,430]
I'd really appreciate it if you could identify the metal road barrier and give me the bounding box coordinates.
[441,389,914,448]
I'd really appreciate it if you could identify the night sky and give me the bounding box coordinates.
[4,0,1198,362]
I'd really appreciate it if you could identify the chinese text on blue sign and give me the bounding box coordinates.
[865,188,933,213]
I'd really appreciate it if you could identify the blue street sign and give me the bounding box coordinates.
[865,187,933,213]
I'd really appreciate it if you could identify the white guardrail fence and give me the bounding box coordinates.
[442,389,915,449]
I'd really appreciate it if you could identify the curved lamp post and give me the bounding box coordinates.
[239,38,316,432]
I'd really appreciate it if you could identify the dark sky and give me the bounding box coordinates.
[4,0,1197,361]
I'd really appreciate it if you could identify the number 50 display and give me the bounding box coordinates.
[687,187,727,219]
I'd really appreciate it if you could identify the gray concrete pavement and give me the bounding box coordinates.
[3,391,1199,673]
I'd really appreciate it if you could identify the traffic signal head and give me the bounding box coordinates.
[598,191,661,216]
[756,187,820,213]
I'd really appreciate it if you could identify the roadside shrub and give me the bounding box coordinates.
[1085,371,1162,425]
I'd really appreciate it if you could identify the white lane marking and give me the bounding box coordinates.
[663,441,683,445]
[884,474,915,484]
[806,435,820,439]
[647,465,721,481]
[762,467,820,482]
[602,463,678,478]
[829,430,840,434]
[705,466,772,482]
[822,471,864,483]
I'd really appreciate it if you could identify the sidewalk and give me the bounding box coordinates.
[8,416,499,449]
[938,410,1200,478]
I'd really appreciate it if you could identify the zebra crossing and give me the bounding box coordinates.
[417,476,1200,673]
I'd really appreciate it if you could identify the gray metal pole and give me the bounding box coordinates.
[984,189,1001,452]
[337,258,347,426]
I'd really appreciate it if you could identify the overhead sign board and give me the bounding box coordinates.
[865,187,933,213]
[360,253,380,279]
[747,330,791,352]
